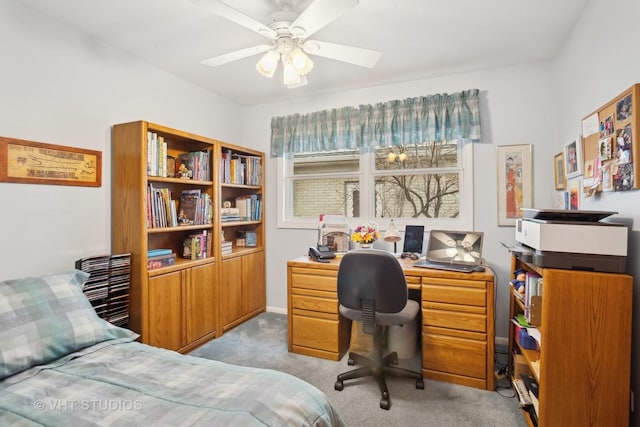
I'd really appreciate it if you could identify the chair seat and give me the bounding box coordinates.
[339,299,419,326]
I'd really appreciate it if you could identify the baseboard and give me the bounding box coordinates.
[266,306,287,315]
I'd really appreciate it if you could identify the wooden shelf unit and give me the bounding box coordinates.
[218,142,265,332]
[112,120,265,352]
[508,255,632,426]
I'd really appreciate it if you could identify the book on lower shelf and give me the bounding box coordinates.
[147,252,176,270]
[182,230,210,260]
[221,240,233,255]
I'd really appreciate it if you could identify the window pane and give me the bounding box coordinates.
[293,150,359,174]
[293,178,359,218]
[375,173,459,218]
[375,141,458,170]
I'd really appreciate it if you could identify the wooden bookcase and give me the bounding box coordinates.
[218,142,266,332]
[111,121,265,352]
[508,255,632,426]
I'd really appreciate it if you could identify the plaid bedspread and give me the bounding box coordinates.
[0,340,344,427]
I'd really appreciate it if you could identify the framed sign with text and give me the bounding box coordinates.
[0,136,102,187]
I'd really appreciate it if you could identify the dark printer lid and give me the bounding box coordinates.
[520,208,618,222]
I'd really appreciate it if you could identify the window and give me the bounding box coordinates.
[277,140,474,230]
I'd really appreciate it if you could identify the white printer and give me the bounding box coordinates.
[514,209,627,273]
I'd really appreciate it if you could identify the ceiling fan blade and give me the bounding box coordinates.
[188,0,277,39]
[201,44,273,67]
[302,40,381,68]
[291,0,358,39]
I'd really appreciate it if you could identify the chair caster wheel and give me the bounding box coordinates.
[380,398,390,410]
[416,379,424,389]
[334,380,344,391]
[348,358,355,366]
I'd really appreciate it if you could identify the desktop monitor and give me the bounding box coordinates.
[402,225,425,254]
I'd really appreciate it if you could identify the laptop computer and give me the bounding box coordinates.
[413,230,484,273]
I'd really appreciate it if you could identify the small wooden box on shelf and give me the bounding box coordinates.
[507,254,632,426]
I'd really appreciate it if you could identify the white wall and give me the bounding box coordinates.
[551,0,640,422]
[0,1,242,279]
[244,62,556,336]
[3,0,640,422]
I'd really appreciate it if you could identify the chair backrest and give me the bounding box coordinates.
[337,249,408,314]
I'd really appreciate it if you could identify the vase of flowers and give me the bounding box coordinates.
[351,221,381,249]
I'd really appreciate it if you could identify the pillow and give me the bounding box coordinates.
[0,269,138,380]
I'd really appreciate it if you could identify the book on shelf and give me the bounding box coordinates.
[147,252,177,270]
[146,184,177,228]
[182,231,210,260]
[175,150,211,181]
[148,248,173,257]
[221,240,233,255]
[178,189,201,225]
[221,206,240,222]
[520,374,539,417]
[221,150,262,185]
[235,194,262,221]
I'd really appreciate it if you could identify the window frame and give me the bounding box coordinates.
[276,142,474,231]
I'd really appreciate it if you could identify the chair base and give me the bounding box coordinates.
[334,349,424,410]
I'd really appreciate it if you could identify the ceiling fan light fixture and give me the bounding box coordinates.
[290,48,313,75]
[281,55,301,85]
[287,74,308,89]
[256,49,279,78]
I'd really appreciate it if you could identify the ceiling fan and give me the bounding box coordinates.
[189,0,382,88]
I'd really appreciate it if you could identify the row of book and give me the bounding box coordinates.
[221,206,240,222]
[177,189,213,226]
[146,131,212,180]
[183,230,212,260]
[147,248,176,270]
[513,374,539,425]
[221,150,262,185]
[75,253,131,327]
[235,194,262,221]
[221,240,233,255]
[146,186,213,229]
[147,184,178,228]
[523,271,542,326]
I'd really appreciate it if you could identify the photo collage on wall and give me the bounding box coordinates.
[584,93,634,196]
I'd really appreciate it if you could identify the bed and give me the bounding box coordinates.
[0,270,344,426]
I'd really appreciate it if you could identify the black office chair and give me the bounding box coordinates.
[334,249,424,410]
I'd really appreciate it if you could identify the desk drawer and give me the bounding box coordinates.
[291,314,341,352]
[422,281,486,306]
[291,269,337,293]
[423,307,486,333]
[292,294,338,314]
[422,330,486,379]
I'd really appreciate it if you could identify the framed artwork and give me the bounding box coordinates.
[0,136,102,187]
[564,136,583,179]
[553,152,566,190]
[496,144,533,227]
[568,177,581,210]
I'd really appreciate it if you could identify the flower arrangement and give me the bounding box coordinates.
[350,221,381,244]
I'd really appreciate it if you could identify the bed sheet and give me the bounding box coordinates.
[0,339,344,427]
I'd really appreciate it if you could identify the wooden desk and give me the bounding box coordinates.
[287,255,495,391]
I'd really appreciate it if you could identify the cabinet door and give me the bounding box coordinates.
[221,256,243,328]
[147,271,183,351]
[185,263,217,344]
[243,251,265,315]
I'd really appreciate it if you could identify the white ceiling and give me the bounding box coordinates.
[19,0,589,106]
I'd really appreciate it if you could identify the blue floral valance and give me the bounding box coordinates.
[270,89,481,157]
